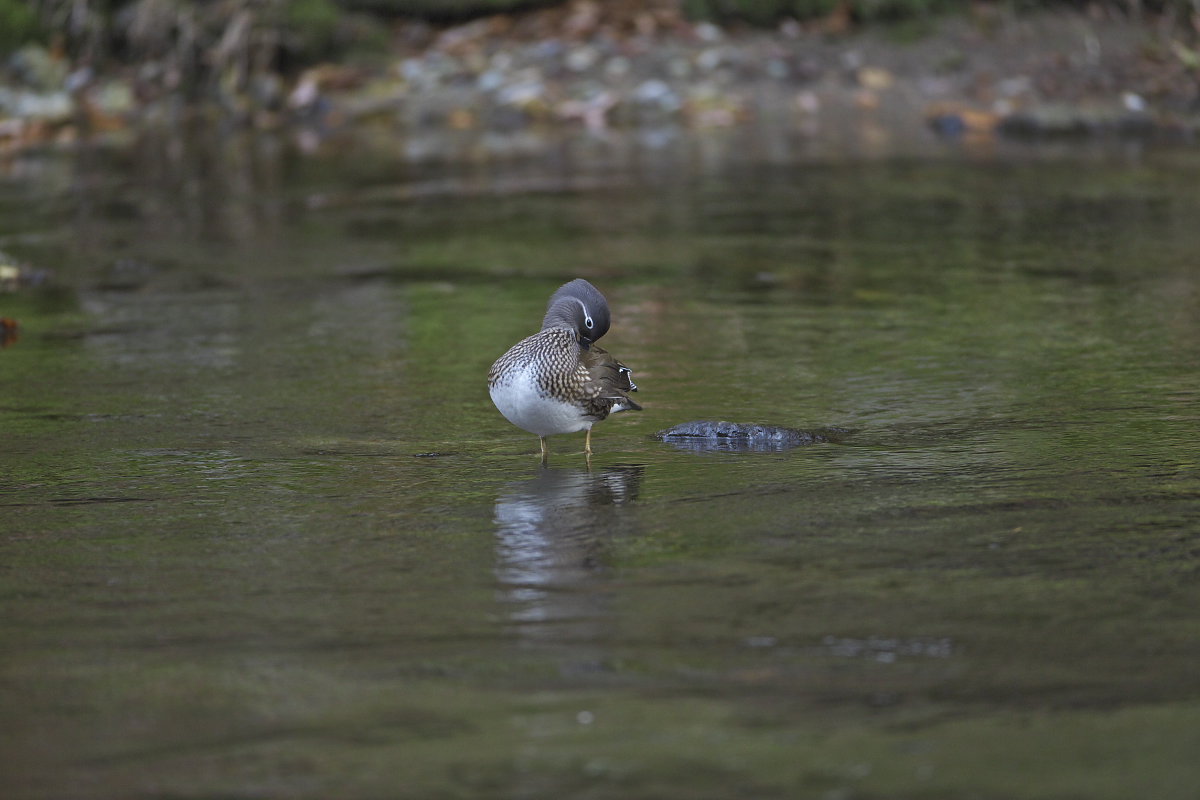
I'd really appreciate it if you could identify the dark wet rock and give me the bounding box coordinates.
[927,112,968,138]
[997,103,1164,140]
[656,420,841,452]
[998,106,1097,137]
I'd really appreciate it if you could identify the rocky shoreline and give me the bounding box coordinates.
[2,4,1199,158]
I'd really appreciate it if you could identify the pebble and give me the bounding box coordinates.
[476,69,506,92]
[794,90,820,114]
[496,69,545,108]
[0,87,72,119]
[566,45,599,72]
[667,57,691,80]
[604,56,631,79]
[8,45,68,91]
[91,80,135,115]
[858,66,894,91]
[694,22,723,43]
[1122,92,1146,112]
[633,78,677,108]
[765,58,789,80]
[695,48,724,72]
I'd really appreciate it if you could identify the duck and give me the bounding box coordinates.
[488,279,641,460]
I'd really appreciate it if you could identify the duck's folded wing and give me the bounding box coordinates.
[580,345,643,417]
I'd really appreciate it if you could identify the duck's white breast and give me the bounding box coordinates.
[489,362,591,437]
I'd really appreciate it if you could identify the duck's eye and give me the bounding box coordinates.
[584,315,594,330]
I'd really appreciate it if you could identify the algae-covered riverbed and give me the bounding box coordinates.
[2,130,1198,798]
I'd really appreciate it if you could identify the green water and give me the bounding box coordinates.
[2,131,1198,799]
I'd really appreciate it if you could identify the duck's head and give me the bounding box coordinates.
[541,278,611,349]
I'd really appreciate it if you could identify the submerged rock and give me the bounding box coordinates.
[656,420,841,452]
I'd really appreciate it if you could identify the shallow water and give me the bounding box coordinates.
[2,129,1199,798]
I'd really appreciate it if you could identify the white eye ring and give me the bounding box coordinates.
[584,315,594,329]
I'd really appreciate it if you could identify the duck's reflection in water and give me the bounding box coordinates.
[493,465,643,648]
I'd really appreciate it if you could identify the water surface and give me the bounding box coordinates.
[2,130,1198,798]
